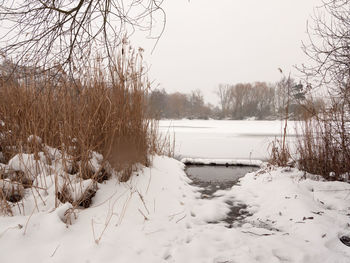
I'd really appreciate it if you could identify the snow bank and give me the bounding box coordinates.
[181,157,262,167]
[0,156,202,262]
[0,154,350,263]
[215,166,350,262]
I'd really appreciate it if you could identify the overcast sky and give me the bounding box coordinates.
[132,0,322,105]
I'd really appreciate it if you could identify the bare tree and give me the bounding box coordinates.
[301,0,350,99]
[297,0,350,179]
[253,82,275,119]
[231,83,251,119]
[148,88,167,119]
[0,0,165,74]
[216,84,232,118]
[301,0,350,131]
[189,89,205,118]
[216,82,280,120]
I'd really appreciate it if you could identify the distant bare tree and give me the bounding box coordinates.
[167,92,189,119]
[275,77,293,116]
[216,82,281,120]
[231,83,251,119]
[216,84,232,118]
[148,88,168,119]
[253,82,275,119]
[0,0,165,73]
[189,89,204,118]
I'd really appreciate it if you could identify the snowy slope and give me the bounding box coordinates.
[0,157,350,263]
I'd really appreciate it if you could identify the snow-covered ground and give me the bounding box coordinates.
[159,119,300,160]
[1,121,349,262]
[1,154,349,263]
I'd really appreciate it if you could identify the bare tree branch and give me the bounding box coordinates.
[0,0,166,74]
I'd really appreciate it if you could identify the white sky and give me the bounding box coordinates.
[132,0,323,105]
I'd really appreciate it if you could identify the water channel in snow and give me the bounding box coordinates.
[186,165,258,195]
[186,165,259,226]
[159,120,297,225]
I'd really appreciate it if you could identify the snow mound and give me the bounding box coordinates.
[56,202,74,224]
[8,153,49,177]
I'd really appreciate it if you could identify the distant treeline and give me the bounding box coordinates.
[147,79,324,120]
[147,89,212,119]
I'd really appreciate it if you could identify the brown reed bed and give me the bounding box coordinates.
[0,44,171,214]
[296,108,350,181]
[269,103,350,181]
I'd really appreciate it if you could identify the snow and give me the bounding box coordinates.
[159,119,300,160]
[0,120,349,262]
[0,156,198,262]
[57,178,97,203]
[8,153,49,178]
[181,157,263,167]
[56,202,74,224]
[1,152,350,262]
[27,135,42,145]
[219,166,350,262]
[87,150,105,173]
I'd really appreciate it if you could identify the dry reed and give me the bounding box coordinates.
[0,43,167,213]
[296,108,350,180]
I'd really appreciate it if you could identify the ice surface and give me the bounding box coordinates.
[159,119,300,160]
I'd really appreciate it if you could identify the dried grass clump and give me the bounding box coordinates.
[269,116,292,167]
[269,138,292,167]
[57,179,98,209]
[147,121,175,158]
[0,179,25,203]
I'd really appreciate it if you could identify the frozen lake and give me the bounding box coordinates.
[159,119,300,161]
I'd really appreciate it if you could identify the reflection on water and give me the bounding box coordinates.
[186,165,258,183]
